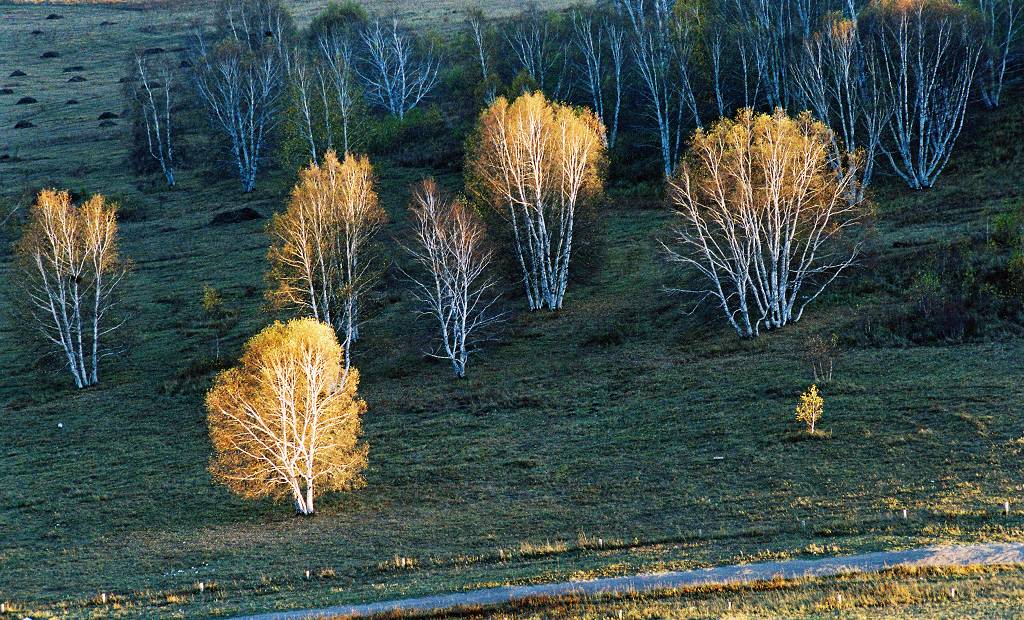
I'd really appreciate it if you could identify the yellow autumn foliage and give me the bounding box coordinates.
[15,189,127,388]
[206,318,367,514]
[267,150,386,339]
[796,384,825,434]
[466,91,606,310]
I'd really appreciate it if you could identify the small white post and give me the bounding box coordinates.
[902,509,908,520]
[198,581,204,593]
[1004,501,1010,516]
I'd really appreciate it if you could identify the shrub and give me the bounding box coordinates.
[990,204,1024,247]
[804,333,839,384]
[1009,252,1024,302]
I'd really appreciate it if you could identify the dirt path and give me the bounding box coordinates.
[235,542,1024,619]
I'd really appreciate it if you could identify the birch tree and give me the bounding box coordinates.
[465,7,497,104]
[267,150,387,366]
[212,0,296,74]
[207,318,368,516]
[468,92,606,311]
[864,0,983,189]
[129,54,176,186]
[571,8,625,148]
[731,0,798,111]
[973,0,1023,108]
[701,10,731,118]
[317,29,360,153]
[729,0,861,111]
[15,190,129,388]
[505,4,569,99]
[358,16,439,119]
[189,0,291,191]
[618,0,694,176]
[665,109,865,338]
[288,51,333,165]
[796,16,893,200]
[404,180,502,378]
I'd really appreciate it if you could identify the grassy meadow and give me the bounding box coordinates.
[2,0,1024,618]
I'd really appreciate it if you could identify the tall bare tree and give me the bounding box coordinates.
[15,190,129,388]
[268,150,387,366]
[214,0,295,73]
[974,0,1023,108]
[130,54,176,186]
[289,51,332,165]
[618,0,699,176]
[731,0,796,111]
[702,11,730,118]
[665,110,865,338]
[318,28,360,153]
[358,16,439,119]
[465,7,497,104]
[571,8,625,148]
[468,92,606,311]
[864,0,982,189]
[796,16,892,200]
[404,180,502,378]
[189,0,291,192]
[505,4,569,99]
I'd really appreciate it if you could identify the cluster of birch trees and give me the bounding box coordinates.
[127,0,1021,195]
[266,148,496,378]
[287,5,440,164]
[462,0,1013,191]
[14,191,129,388]
[665,109,866,338]
[128,0,441,192]
[105,0,1023,384]
[267,89,607,378]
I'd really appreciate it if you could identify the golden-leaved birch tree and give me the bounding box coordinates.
[468,91,606,311]
[267,150,386,366]
[206,318,368,515]
[15,189,129,388]
[665,109,865,338]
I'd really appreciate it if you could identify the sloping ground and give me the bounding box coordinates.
[1,2,1024,620]
[0,0,582,189]
[0,1,583,29]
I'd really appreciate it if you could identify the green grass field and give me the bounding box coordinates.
[2,1,1024,618]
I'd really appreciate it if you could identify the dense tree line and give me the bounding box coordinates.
[122,0,1019,196]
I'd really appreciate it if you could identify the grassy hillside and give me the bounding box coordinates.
[1,0,580,30]
[0,0,581,194]
[2,1,1024,619]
